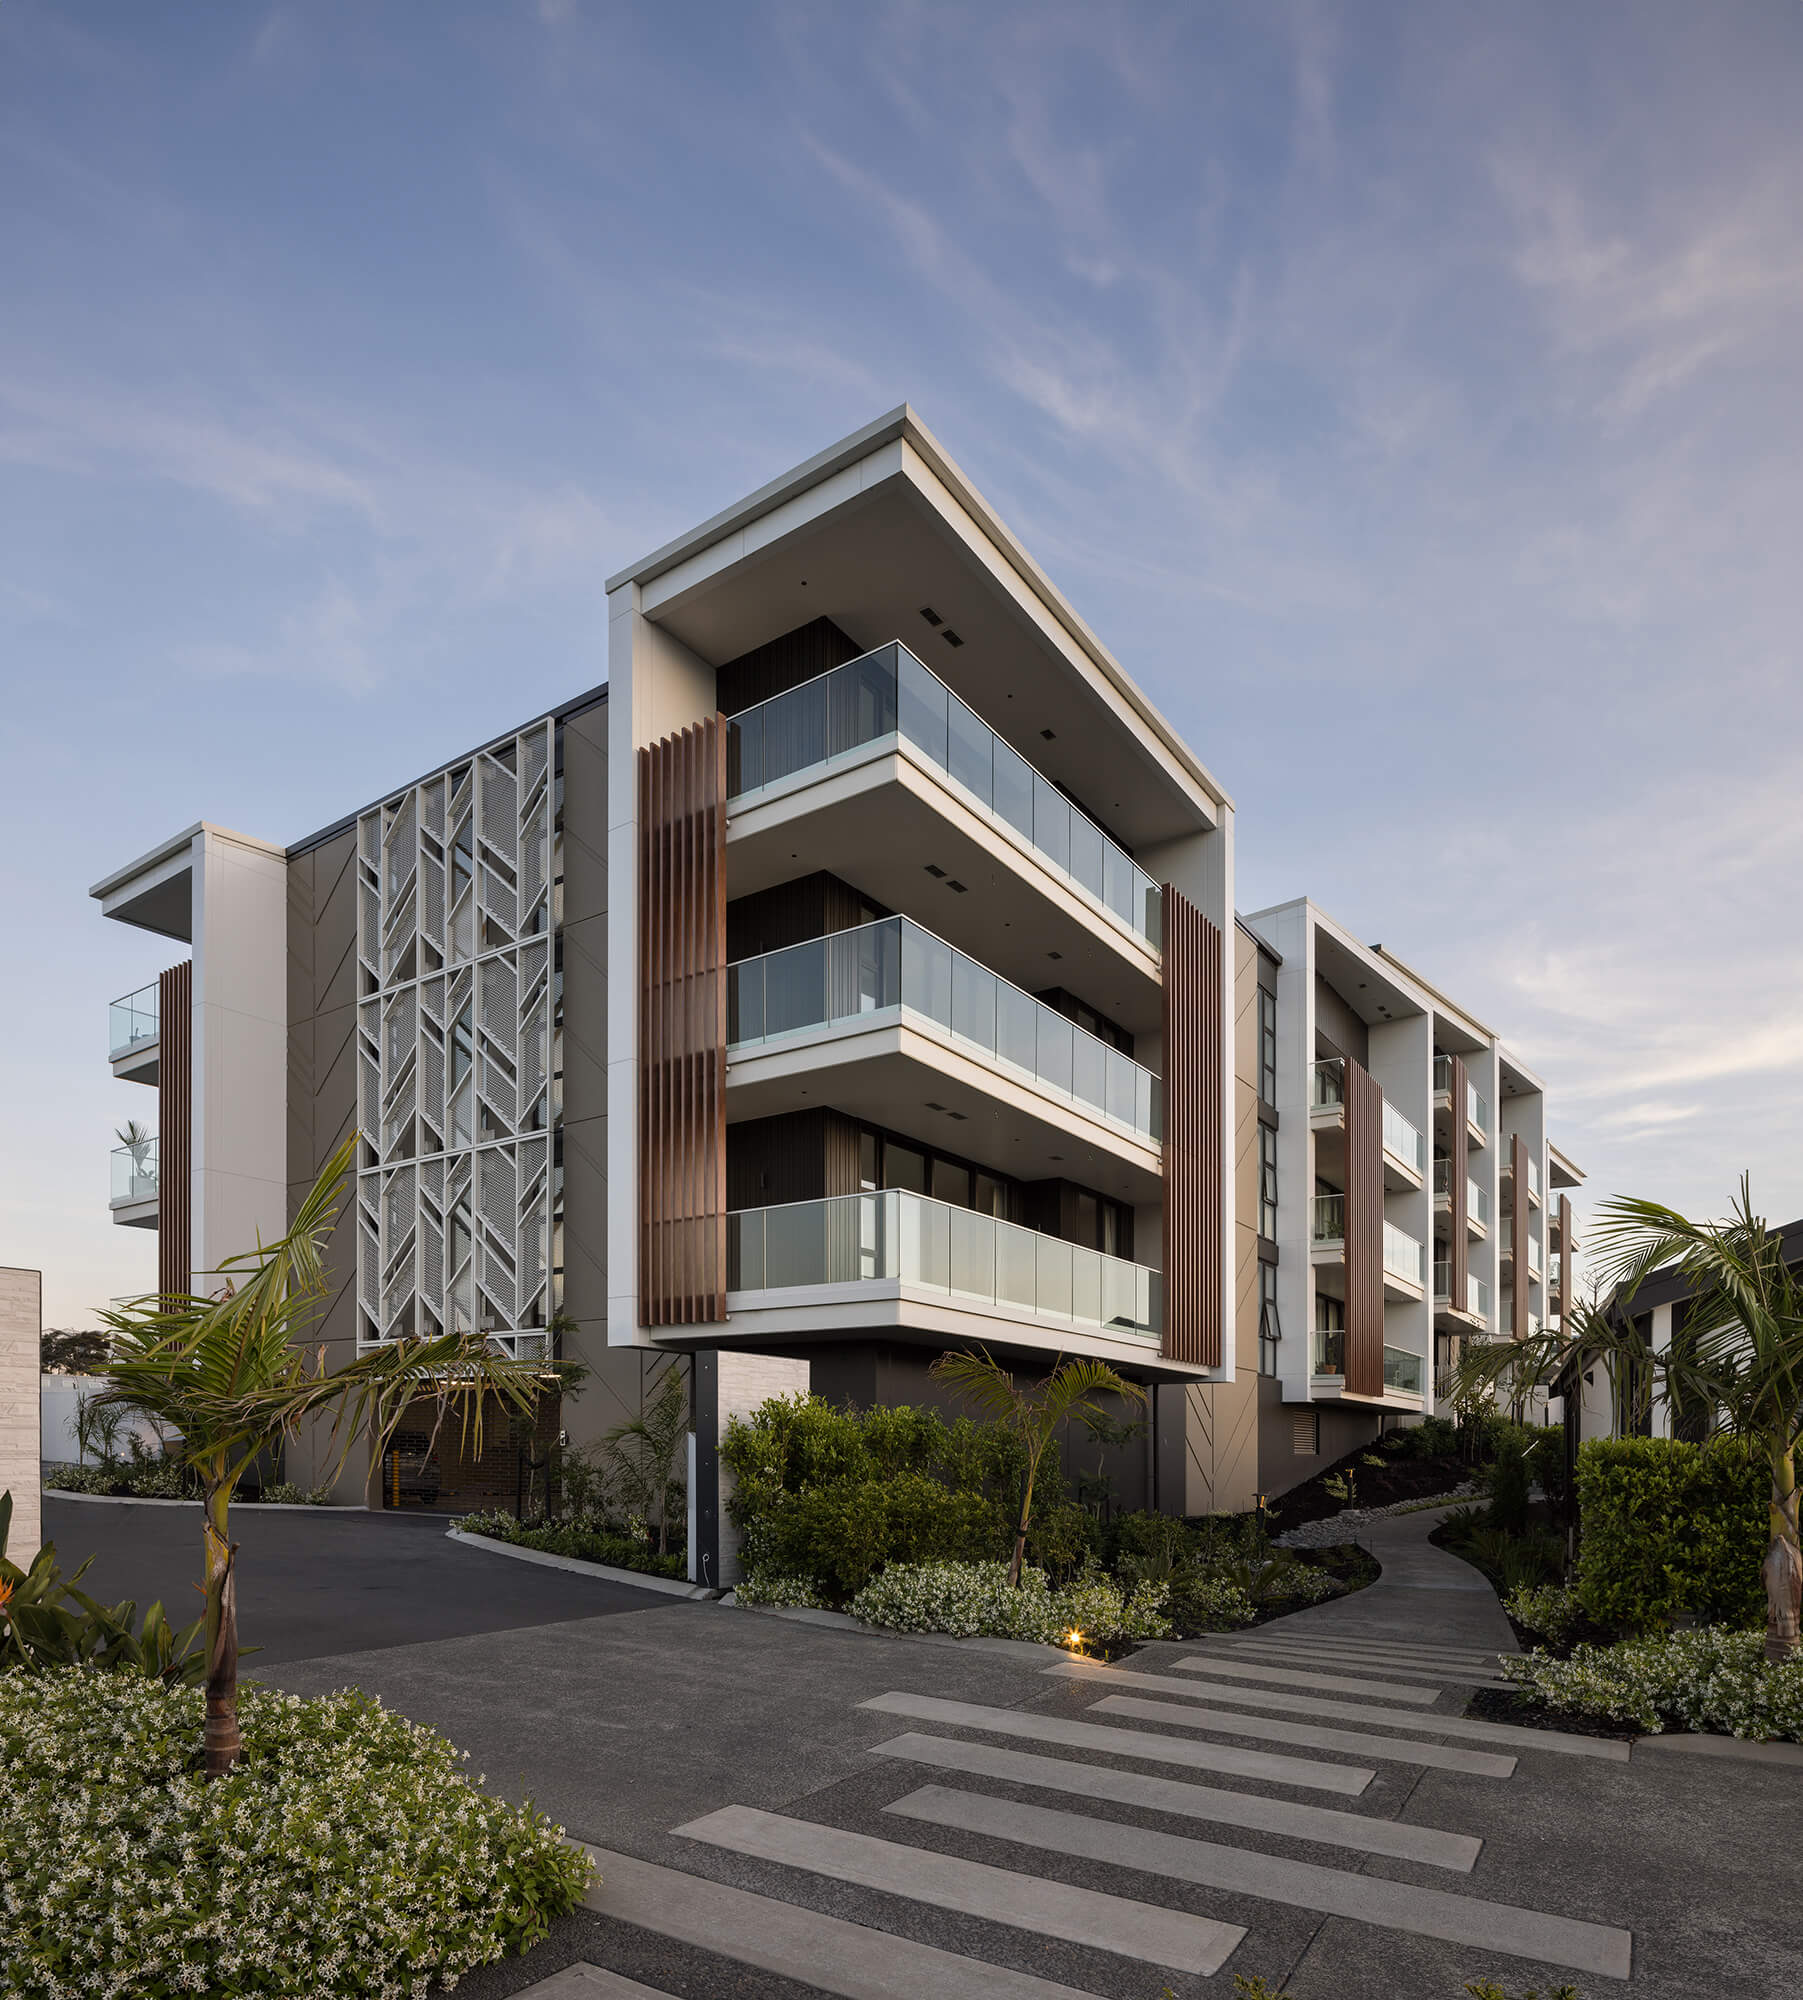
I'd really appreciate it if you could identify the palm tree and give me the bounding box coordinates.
[94,1132,554,1776]
[602,1365,689,1555]
[1447,1178,1803,1664]
[1587,1180,1803,1664]
[930,1347,1146,1586]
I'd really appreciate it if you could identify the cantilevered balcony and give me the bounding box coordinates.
[726,917,1163,1198]
[1433,1259,1490,1329]
[1307,1322,1423,1400]
[1381,1101,1426,1190]
[1433,1156,1489,1236]
[1308,1197,1425,1304]
[725,1188,1162,1358]
[1433,1056,1489,1149]
[108,982,160,1086]
[1383,1346,1425,1397]
[722,643,1167,1012]
[110,1138,159,1228]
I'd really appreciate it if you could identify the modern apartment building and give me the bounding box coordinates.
[89,405,1580,1561]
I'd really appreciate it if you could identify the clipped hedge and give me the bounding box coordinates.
[1574,1436,1767,1634]
[721,1395,1029,1604]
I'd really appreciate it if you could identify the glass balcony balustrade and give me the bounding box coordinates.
[727,916,1163,1146]
[1528,1237,1544,1279]
[1313,1325,1345,1375]
[726,1189,1161,1340]
[1433,1056,1489,1134]
[724,641,1164,952]
[1312,1192,1345,1243]
[111,1139,159,1205]
[1383,1221,1426,1289]
[1432,1260,1490,1320]
[1383,1345,1425,1395]
[1382,1101,1426,1176]
[1432,1158,1492,1226]
[109,983,159,1059]
[1310,1058,1344,1108]
[1526,1157,1543,1201]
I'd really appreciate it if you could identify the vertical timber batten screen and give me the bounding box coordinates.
[157,959,192,1302]
[1557,1193,1573,1325]
[1511,1133,1530,1337]
[639,716,728,1325]
[1448,1053,1469,1308]
[1343,1058,1385,1398]
[1160,886,1222,1367]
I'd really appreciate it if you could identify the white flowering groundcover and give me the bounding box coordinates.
[1501,1626,1803,1741]
[0,1672,590,2000]
[838,1560,1171,1644]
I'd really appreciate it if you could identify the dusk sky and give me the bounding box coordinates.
[5,2,1801,1328]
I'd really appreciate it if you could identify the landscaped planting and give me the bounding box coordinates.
[454,1509,688,1580]
[847,1560,1171,1644]
[0,1671,591,1999]
[1501,1626,1803,1740]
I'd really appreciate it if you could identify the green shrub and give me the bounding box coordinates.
[735,1569,832,1609]
[1485,1432,1534,1535]
[1165,1570,1257,1632]
[1574,1436,1766,1634]
[0,1672,589,1996]
[255,1481,331,1506]
[764,1474,1004,1599]
[123,1457,190,1499]
[455,1511,688,1580]
[1505,1583,1586,1648]
[42,1464,115,1495]
[1502,1626,1803,1739]
[848,1560,1170,1644]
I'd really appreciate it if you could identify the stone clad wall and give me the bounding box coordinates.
[0,1267,42,1564]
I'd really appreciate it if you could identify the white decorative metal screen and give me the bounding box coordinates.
[355,721,561,1357]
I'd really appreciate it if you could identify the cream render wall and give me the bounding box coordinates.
[1,1268,41,1564]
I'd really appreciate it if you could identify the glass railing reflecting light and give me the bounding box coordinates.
[1383,1221,1426,1288]
[1313,1325,1345,1375]
[1312,1193,1346,1242]
[1382,1102,1426,1176]
[726,1190,1161,1340]
[1383,1345,1425,1395]
[111,1139,159,1205]
[109,983,160,1059]
[724,641,1163,952]
[1432,1260,1490,1320]
[1310,1058,1345,1108]
[727,918,1162,1146]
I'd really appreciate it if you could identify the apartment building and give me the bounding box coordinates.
[89,406,1582,1558]
[92,409,1239,1572]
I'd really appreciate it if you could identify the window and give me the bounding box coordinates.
[1259,1261,1281,1376]
[1314,1292,1346,1376]
[1258,1122,1278,1239]
[1258,985,1277,1106]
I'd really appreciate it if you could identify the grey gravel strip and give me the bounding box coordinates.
[1048,1662,1629,1762]
[886,1787,1632,1980]
[581,1844,1098,1999]
[1211,1633,1512,1667]
[510,1966,675,1998]
[858,1692,1372,1794]
[1138,1653,1445,1704]
[869,1732,1483,1872]
[1091,1694,1518,1779]
[675,1803,1244,1975]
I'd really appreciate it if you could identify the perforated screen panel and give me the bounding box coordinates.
[354,718,562,1358]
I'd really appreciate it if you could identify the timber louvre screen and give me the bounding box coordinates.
[157,958,192,1301]
[1343,1058,1385,1398]
[1448,1053,1469,1310]
[353,719,560,1358]
[639,716,728,1325]
[1160,885,1222,1367]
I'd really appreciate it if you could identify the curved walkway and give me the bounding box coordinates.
[1268,1502,1517,1653]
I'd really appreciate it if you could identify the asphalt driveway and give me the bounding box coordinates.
[41,1495,670,1665]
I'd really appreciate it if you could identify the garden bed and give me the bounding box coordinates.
[453,1509,688,1581]
[0,1672,589,1998]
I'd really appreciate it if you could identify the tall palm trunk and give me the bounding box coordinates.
[1766,1446,1801,1665]
[202,1479,241,1777]
[1008,1466,1037,1588]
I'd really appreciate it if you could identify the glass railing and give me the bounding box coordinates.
[1384,1345,1425,1395]
[1432,1158,1491,1227]
[1528,1237,1544,1279]
[1433,1058,1488,1133]
[1383,1221,1426,1289]
[1310,1058,1344,1109]
[724,641,1163,952]
[1526,1157,1542,1201]
[726,1190,1161,1339]
[1382,1102,1425,1176]
[727,917,1162,1145]
[111,1140,159,1205]
[1313,1324,1345,1375]
[1432,1260,1490,1320]
[109,983,159,1058]
[1312,1193,1346,1243]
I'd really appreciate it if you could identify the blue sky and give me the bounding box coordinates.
[5,2,1801,1327]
